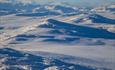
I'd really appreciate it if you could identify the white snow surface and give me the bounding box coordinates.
[0,11,115,70]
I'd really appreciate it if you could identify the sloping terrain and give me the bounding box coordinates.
[42,19,115,39]
[0,48,101,70]
[0,1,115,70]
[74,14,115,24]
[88,14,115,24]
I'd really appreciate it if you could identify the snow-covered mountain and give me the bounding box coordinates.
[0,2,40,16]
[0,1,115,70]
[0,48,104,70]
[74,13,115,24]
[39,19,115,42]
[7,18,114,46]
[0,2,78,16]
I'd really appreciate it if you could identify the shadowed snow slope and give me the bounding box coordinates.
[39,19,115,39]
[88,14,115,24]
[16,11,60,16]
[0,48,101,70]
[74,14,115,24]
[0,2,39,16]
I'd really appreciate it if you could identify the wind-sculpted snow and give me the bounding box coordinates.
[74,14,115,24]
[16,5,77,17]
[88,14,115,24]
[0,2,77,16]
[0,48,101,70]
[39,19,115,39]
[105,5,115,12]
[54,5,77,13]
[16,11,60,17]
[0,2,39,16]
[8,18,115,45]
[0,3,115,70]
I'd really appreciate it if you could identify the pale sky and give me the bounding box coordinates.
[0,0,115,7]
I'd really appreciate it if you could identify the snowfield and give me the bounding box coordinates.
[0,2,115,70]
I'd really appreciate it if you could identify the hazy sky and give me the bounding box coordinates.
[0,0,115,7]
